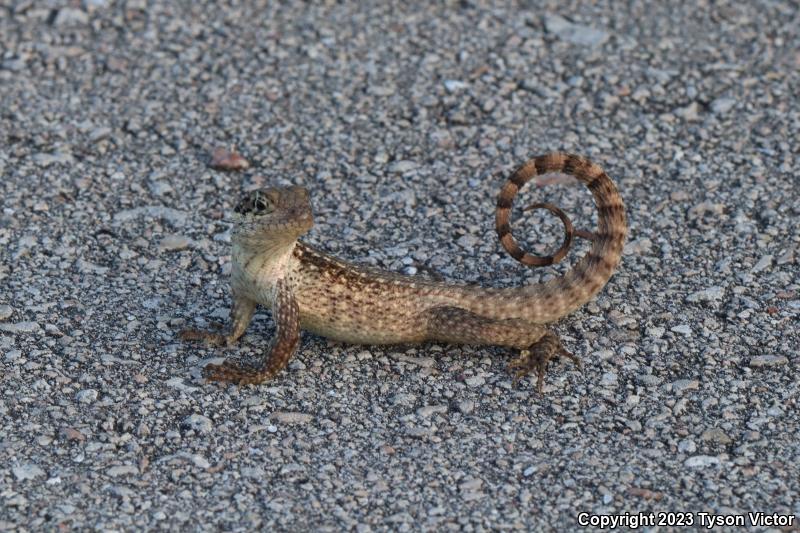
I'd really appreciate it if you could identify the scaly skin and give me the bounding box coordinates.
[180,153,627,392]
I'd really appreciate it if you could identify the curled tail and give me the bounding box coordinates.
[494,153,627,322]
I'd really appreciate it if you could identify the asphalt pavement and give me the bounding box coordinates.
[1,1,798,530]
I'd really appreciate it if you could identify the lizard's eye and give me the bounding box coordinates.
[235,192,274,215]
[254,196,269,211]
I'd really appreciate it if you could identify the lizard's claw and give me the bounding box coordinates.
[179,328,228,347]
[509,333,581,393]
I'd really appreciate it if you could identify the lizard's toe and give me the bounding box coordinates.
[509,333,580,393]
[203,360,241,383]
[180,329,227,347]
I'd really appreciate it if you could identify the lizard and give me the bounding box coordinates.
[180,152,627,392]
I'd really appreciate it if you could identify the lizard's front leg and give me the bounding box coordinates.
[203,279,300,385]
[179,294,256,347]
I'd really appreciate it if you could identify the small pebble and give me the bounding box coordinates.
[417,405,448,417]
[600,372,618,386]
[443,80,468,93]
[749,355,788,368]
[387,160,417,173]
[686,286,724,303]
[457,401,475,414]
[671,324,692,336]
[272,412,313,425]
[76,389,98,403]
[671,379,700,393]
[106,465,139,477]
[543,14,609,46]
[464,376,485,387]
[54,8,89,26]
[89,127,112,143]
[158,234,192,252]
[684,455,720,468]
[210,147,250,171]
[13,464,46,481]
[710,98,736,114]
[701,428,732,444]
[182,414,213,433]
[0,321,40,333]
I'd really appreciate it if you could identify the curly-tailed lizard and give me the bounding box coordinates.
[180,153,627,392]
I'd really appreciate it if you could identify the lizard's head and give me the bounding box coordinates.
[232,186,314,239]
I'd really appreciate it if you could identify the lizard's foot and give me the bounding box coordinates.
[179,328,228,347]
[509,332,582,393]
[202,359,270,385]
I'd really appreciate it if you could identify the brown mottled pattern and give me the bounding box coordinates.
[180,153,627,391]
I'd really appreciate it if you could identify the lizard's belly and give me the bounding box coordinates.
[301,321,411,344]
[297,301,428,345]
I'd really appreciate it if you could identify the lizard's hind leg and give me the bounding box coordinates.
[510,332,581,393]
[423,306,580,392]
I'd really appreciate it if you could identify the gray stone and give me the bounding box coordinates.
[387,161,418,173]
[158,235,192,252]
[1,58,27,72]
[76,389,98,403]
[148,181,174,196]
[600,372,618,387]
[457,400,475,414]
[106,465,139,477]
[637,374,662,387]
[32,152,74,166]
[684,455,721,468]
[272,412,313,425]
[417,405,448,417]
[53,8,89,26]
[444,80,468,92]
[456,234,478,249]
[543,14,610,46]
[0,322,40,334]
[676,101,701,121]
[749,355,788,368]
[671,379,700,393]
[464,376,485,387]
[13,464,46,481]
[751,255,773,273]
[182,414,213,433]
[701,428,732,444]
[89,127,112,143]
[710,98,736,114]
[0,305,14,320]
[670,324,692,336]
[686,286,724,303]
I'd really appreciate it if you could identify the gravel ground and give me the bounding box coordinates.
[1,1,799,531]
